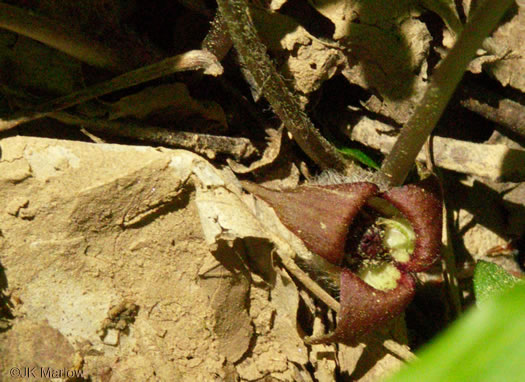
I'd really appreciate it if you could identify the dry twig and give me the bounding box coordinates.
[51,112,255,160]
[459,82,525,142]
[441,203,463,317]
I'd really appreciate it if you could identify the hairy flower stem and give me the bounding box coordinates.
[216,0,354,174]
[378,0,516,186]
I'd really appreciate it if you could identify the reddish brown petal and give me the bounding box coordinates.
[310,269,416,345]
[382,176,443,272]
[243,182,378,264]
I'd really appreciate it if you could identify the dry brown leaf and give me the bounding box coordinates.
[109,83,227,128]
[252,3,431,122]
[346,116,525,181]
[271,268,309,363]
[200,257,253,363]
[342,17,431,119]
[475,0,525,91]
[227,127,283,174]
[252,7,344,96]
[310,317,338,381]
[255,161,301,189]
[285,39,343,94]
[308,0,417,40]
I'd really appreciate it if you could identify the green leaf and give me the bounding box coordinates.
[386,281,525,382]
[473,260,520,307]
[337,147,380,170]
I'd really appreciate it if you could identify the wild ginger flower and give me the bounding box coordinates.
[245,176,442,344]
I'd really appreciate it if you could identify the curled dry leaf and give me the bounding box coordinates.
[227,127,283,174]
[250,4,431,122]
[250,7,344,97]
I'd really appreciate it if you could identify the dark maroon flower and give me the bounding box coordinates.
[313,269,417,344]
[244,175,442,344]
[243,182,379,264]
[381,176,443,273]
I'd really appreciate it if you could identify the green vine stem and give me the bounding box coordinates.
[378,0,516,186]
[216,0,354,174]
